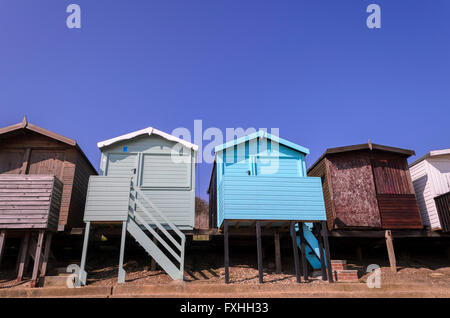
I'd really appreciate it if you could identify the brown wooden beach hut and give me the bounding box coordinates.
[308,142,423,231]
[0,117,97,286]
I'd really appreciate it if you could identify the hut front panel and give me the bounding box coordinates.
[0,150,25,174]
[428,156,450,197]
[377,194,423,229]
[218,175,326,226]
[0,175,62,231]
[99,134,195,229]
[328,153,381,228]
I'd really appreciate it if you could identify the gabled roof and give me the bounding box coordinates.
[308,141,415,173]
[0,117,97,173]
[409,148,450,167]
[97,127,199,151]
[214,130,310,155]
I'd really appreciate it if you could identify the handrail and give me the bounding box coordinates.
[133,181,185,241]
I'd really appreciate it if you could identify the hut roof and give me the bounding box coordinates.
[409,148,450,167]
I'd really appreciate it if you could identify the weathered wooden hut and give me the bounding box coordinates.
[0,117,97,286]
[307,142,422,230]
[208,131,333,284]
[79,127,198,284]
[410,149,450,232]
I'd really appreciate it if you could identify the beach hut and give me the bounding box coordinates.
[208,131,333,284]
[0,117,97,287]
[308,142,422,231]
[409,149,450,232]
[79,127,198,284]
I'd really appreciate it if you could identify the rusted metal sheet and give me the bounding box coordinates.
[327,152,381,228]
[377,194,422,229]
[435,191,450,232]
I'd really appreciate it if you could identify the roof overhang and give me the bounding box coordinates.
[97,127,199,151]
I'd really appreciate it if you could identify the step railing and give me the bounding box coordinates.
[130,179,185,276]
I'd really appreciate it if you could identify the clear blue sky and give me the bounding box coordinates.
[1,1,449,199]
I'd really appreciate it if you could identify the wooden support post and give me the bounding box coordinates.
[274,231,282,274]
[224,220,230,284]
[150,232,158,271]
[118,221,127,284]
[290,221,301,283]
[385,230,397,273]
[79,221,91,286]
[30,230,45,287]
[298,223,309,281]
[0,230,6,266]
[317,223,327,281]
[321,221,333,283]
[17,232,30,282]
[256,221,263,283]
[356,244,363,261]
[39,233,53,280]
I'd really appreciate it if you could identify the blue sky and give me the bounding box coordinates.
[1,1,449,199]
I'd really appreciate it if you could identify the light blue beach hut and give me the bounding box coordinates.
[208,131,333,283]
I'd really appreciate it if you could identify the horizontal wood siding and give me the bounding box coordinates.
[377,194,423,229]
[83,176,131,222]
[435,191,450,232]
[0,175,62,231]
[410,160,437,229]
[218,176,326,226]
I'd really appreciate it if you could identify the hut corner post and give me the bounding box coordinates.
[224,220,230,284]
[385,230,397,273]
[79,221,91,286]
[118,220,127,284]
[290,221,301,283]
[321,221,334,283]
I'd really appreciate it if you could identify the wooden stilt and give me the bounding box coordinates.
[385,230,397,273]
[118,221,127,284]
[17,232,30,282]
[224,220,230,284]
[298,223,309,281]
[317,223,327,281]
[321,221,333,283]
[356,244,363,261]
[274,231,282,273]
[150,230,158,271]
[39,233,53,280]
[256,221,263,283]
[0,230,6,266]
[79,221,91,286]
[290,221,301,283]
[30,230,45,287]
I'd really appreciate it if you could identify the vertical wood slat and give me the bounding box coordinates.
[30,230,45,287]
[274,231,281,274]
[321,221,334,282]
[17,232,30,282]
[256,221,263,284]
[290,221,301,283]
[435,192,450,232]
[0,230,6,265]
[223,220,229,284]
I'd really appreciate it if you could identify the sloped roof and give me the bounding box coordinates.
[214,130,310,155]
[409,148,450,167]
[0,117,97,173]
[97,127,199,151]
[308,141,415,173]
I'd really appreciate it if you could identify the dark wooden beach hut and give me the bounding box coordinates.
[0,117,97,286]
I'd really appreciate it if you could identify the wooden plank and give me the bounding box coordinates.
[0,230,6,265]
[290,221,301,283]
[30,230,45,287]
[298,222,309,281]
[17,232,30,282]
[39,232,52,279]
[224,220,230,284]
[385,230,397,272]
[317,223,327,281]
[321,221,333,282]
[256,221,263,283]
[274,231,281,274]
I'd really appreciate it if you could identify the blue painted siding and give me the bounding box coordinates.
[215,136,326,227]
